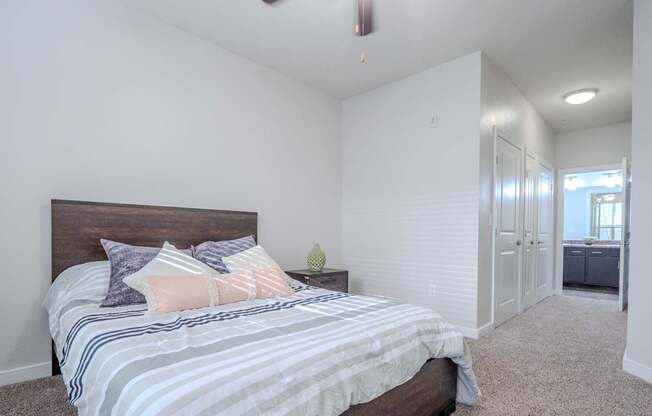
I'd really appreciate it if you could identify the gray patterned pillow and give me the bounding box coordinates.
[100,240,190,307]
[193,235,256,273]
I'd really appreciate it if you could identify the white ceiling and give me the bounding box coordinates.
[122,0,633,133]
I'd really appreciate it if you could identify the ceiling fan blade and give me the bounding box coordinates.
[355,0,374,36]
[262,0,280,3]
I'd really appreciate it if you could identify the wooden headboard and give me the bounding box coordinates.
[50,199,257,375]
[51,200,258,282]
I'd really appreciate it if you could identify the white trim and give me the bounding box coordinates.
[456,322,494,339]
[490,127,498,326]
[623,354,652,384]
[522,150,538,311]
[559,163,622,175]
[477,321,495,337]
[555,163,624,297]
[0,362,51,387]
[456,325,480,339]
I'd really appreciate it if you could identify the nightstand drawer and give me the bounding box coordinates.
[285,269,349,293]
[311,274,348,293]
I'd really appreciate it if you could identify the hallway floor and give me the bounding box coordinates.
[456,295,651,415]
[563,287,619,301]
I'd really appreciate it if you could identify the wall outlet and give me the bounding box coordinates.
[428,284,437,297]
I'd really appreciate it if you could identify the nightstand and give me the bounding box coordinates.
[285,269,349,293]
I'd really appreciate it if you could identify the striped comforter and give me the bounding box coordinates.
[46,263,478,416]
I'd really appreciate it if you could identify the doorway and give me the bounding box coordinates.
[556,160,630,311]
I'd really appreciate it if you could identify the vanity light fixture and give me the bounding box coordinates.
[563,88,598,105]
[602,173,622,189]
[565,176,578,191]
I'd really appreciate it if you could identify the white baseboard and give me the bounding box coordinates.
[0,362,51,387]
[477,321,495,337]
[457,322,494,339]
[623,354,652,384]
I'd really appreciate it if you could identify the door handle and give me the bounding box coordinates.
[530,241,535,245]
[516,240,522,246]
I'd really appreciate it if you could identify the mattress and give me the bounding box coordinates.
[45,263,478,416]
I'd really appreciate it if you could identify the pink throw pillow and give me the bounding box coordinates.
[147,275,215,314]
[146,271,258,313]
[213,271,257,304]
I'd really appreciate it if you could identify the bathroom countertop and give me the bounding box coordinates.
[563,244,621,248]
[563,240,621,248]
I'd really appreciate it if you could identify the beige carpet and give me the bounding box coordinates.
[563,287,619,301]
[0,375,72,416]
[1,295,651,416]
[456,294,652,416]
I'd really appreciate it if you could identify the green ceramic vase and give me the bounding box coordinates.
[307,243,326,272]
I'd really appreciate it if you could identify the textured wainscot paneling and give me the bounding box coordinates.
[343,192,479,331]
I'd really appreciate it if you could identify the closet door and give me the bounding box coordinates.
[536,163,554,302]
[494,133,523,326]
[521,153,537,311]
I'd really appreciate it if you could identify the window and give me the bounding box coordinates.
[590,193,622,240]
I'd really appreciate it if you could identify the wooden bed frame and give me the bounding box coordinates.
[50,199,457,416]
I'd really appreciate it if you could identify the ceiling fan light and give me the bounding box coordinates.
[563,88,598,105]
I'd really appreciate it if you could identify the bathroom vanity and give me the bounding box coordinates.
[563,242,620,288]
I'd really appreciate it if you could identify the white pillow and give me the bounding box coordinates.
[222,245,293,283]
[44,261,111,341]
[123,242,214,302]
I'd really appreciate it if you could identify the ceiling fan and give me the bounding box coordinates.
[262,0,375,37]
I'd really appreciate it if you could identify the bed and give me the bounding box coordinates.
[47,200,477,416]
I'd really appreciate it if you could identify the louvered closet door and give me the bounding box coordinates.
[494,134,523,326]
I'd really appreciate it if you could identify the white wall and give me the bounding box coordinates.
[0,0,342,384]
[555,122,632,170]
[342,53,482,334]
[478,55,556,327]
[341,52,555,336]
[624,0,652,385]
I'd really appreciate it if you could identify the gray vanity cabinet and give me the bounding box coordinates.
[563,247,586,284]
[563,246,620,288]
[586,248,620,287]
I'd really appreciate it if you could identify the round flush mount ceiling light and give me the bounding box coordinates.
[563,88,598,105]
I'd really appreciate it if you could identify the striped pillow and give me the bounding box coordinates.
[222,245,294,284]
[192,235,256,273]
